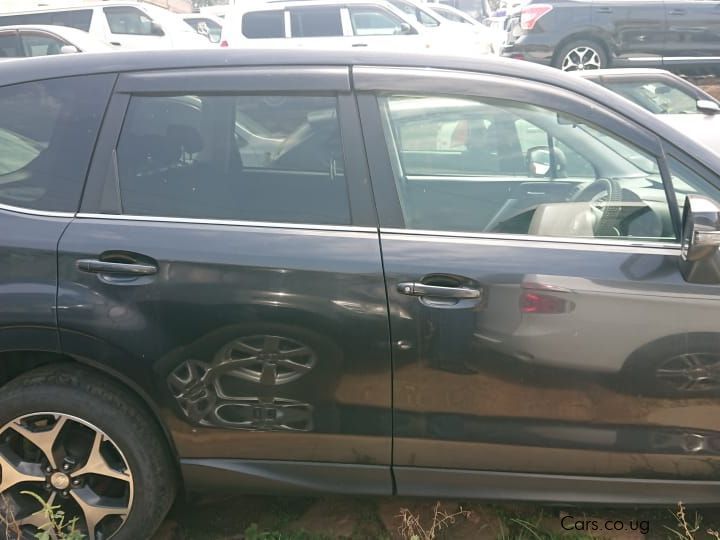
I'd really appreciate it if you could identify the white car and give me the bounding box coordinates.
[0,24,112,58]
[221,0,490,54]
[579,69,720,155]
[425,2,501,52]
[0,2,210,50]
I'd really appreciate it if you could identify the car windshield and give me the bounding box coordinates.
[601,79,701,115]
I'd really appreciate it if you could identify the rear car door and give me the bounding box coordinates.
[57,67,393,489]
[663,0,720,63]
[592,0,667,66]
[356,67,720,500]
[0,74,114,357]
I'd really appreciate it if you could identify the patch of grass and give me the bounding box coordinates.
[495,508,592,540]
[244,524,332,540]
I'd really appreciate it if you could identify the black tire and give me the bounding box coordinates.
[0,363,177,540]
[553,39,609,71]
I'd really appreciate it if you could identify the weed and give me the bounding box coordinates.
[0,494,21,540]
[20,491,84,540]
[397,501,471,540]
[665,502,720,540]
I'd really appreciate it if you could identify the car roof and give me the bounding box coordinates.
[1,48,718,172]
[2,1,145,14]
[234,0,409,7]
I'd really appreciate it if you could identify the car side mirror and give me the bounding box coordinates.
[680,195,720,283]
[527,146,551,177]
[59,45,79,54]
[397,22,416,34]
[150,21,165,36]
[697,99,720,115]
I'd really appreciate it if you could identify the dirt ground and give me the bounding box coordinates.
[149,78,720,540]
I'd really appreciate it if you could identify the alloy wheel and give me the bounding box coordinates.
[0,412,133,539]
[654,353,720,392]
[561,46,602,71]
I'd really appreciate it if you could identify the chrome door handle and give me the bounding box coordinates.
[397,282,481,299]
[77,259,157,276]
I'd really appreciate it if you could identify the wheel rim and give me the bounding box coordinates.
[0,412,133,540]
[561,46,602,71]
[654,353,720,392]
[215,335,317,386]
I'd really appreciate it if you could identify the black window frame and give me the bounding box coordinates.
[80,67,378,228]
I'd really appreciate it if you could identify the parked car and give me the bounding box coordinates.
[180,13,223,43]
[580,69,720,153]
[4,48,720,539]
[501,0,720,71]
[220,0,490,53]
[0,2,210,50]
[428,2,503,52]
[0,24,113,57]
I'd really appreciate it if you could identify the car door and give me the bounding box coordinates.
[56,67,393,489]
[592,0,667,65]
[356,66,720,500]
[344,5,426,50]
[663,0,720,63]
[101,5,167,49]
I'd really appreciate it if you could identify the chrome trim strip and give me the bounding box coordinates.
[0,203,74,218]
[380,228,680,253]
[661,56,720,62]
[75,213,377,233]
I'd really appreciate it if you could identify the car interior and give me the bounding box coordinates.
[380,95,677,241]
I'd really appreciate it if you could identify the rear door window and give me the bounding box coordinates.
[290,7,343,37]
[0,75,115,212]
[115,94,350,224]
[242,11,285,38]
[0,31,20,58]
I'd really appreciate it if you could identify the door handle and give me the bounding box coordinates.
[397,282,481,299]
[352,43,368,47]
[669,8,686,15]
[595,7,613,13]
[76,259,157,276]
[110,41,122,46]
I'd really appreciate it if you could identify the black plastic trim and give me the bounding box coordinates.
[181,459,392,495]
[395,466,720,505]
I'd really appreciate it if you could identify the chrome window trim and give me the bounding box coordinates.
[76,212,377,233]
[380,227,680,253]
[0,202,75,218]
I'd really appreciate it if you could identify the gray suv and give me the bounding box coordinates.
[2,49,720,539]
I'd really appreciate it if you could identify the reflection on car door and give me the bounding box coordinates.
[356,66,720,497]
[56,67,393,490]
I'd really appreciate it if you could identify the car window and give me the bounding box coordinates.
[602,80,700,115]
[185,17,222,42]
[0,10,92,31]
[21,32,67,57]
[349,7,406,35]
[388,0,440,26]
[380,94,675,242]
[290,7,343,37]
[0,32,20,58]
[668,156,720,211]
[435,8,466,22]
[0,75,114,212]
[104,6,155,35]
[116,95,350,225]
[242,11,285,38]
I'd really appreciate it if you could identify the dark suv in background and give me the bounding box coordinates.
[6,49,720,539]
[502,0,720,71]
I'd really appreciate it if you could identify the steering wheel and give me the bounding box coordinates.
[568,178,623,237]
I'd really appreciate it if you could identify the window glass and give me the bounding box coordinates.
[388,0,440,26]
[350,7,405,35]
[669,156,720,212]
[0,32,20,58]
[0,10,92,31]
[435,8,467,23]
[116,95,350,225]
[0,75,114,212]
[290,7,343,37]
[380,94,674,241]
[602,80,700,115]
[184,17,222,42]
[104,6,155,35]
[242,11,284,38]
[21,33,67,57]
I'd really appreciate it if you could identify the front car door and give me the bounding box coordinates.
[356,66,720,502]
[663,0,720,64]
[19,30,69,56]
[57,67,393,491]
